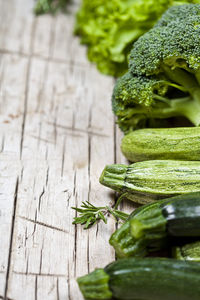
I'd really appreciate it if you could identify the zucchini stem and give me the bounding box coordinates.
[130,207,167,240]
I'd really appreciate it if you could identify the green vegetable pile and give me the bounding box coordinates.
[75,0,200,77]
[74,4,200,300]
[34,2,200,299]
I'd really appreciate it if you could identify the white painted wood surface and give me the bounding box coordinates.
[0,0,134,299]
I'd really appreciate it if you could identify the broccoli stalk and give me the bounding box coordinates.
[112,4,200,132]
[162,66,200,126]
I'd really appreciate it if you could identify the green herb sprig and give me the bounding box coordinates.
[72,201,128,229]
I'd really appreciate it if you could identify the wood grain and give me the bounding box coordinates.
[0,0,127,299]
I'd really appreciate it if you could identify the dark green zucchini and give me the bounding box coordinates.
[109,198,171,258]
[110,193,200,258]
[78,258,200,300]
[99,161,200,204]
[131,192,200,241]
[121,127,200,162]
[173,240,200,262]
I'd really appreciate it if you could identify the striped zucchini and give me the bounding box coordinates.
[99,161,200,203]
[121,127,200,162]
[78,258,200,300]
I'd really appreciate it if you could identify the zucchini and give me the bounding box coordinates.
[109,197,172,258]
[110,193,200,258]
[131,192,200,242]
[173,240,200,262]
[121,127,200,162]
[99,161,200,203]
[78,257,200,300]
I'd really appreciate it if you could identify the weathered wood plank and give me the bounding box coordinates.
[0,54,28,156]
[0,0,34,55]
[0,50,28,298]
[0,1,117,299]
[52,14,89,66]
[0,155,21,297]
[0,0,127,298]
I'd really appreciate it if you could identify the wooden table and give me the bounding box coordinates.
[0,0,132,299]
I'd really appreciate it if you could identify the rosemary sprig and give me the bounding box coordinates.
[72,201,128,229]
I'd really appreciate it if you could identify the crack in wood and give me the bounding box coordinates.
[61,135,66,177]
[35,276,37,300]
[38,188,45,213]
[0,48,89,69]
[56,278,60,300]
[0,295,14,300]
[20,166,24,183]
[37,121,42,149]
[4,177,19,299]
[47,121,109,138]
[32,211,37,241]
[18,215,70,234]
[39,238,44,275]
[0,135,5,152]
[13,271,68,278]
[20,19,37,159]
[45,167,49,187]
[28,134,54,145]
[25,253,29,275]
[73,171,77,277]
[67,263,71,300]
[95,223,99,238]
[53,108,58,145]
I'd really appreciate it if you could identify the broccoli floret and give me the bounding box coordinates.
[129,4,200,76]
[113,4,200,132]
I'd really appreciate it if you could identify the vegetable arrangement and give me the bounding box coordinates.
[75,4,200,300]
[78,194,200,299]
[34,2,200,299]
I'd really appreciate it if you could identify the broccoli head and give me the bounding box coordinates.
[113,4,200,132]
